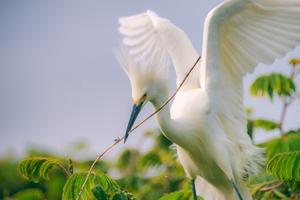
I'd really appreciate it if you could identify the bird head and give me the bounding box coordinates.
[117,50,169,143]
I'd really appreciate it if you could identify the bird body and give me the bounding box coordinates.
[149,79,252,199]
[118,0,300,199]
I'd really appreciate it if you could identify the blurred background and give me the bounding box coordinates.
[1,1,300,199]
[1,0,299,159]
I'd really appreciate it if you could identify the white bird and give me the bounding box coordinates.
[118,0,300,199]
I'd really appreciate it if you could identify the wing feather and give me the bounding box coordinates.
[203,0,300,175]
[119,10,201,87]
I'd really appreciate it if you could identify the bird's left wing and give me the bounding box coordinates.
[119,10,200,87]
[202,0,300,173]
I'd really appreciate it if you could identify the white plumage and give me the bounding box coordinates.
[118,0,300,199]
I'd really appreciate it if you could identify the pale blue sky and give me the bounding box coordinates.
[0,0,299,159]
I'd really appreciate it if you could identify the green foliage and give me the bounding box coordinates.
[248,119,280,139]
[264,134,300,160]
[266,151,300,189]
[247,120,254,140]
[250,73,296,99]
[118,189,137,200]
[62,172,98,200]
[116,149,139,173]
[154,131,173,151]
[18,157,60,182]
[265,138,289,161]
[112,192,127,200]
[12,189,45,200]
[253,119,280,131]
[92,185,108,199]
[117,149,133,170]
[158,190,202,200]
[140,151,162,169]
[62,171,121,200]
[286,128,300,135]
[62,171,136,200]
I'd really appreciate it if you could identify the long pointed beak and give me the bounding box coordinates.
[124,102,143,143]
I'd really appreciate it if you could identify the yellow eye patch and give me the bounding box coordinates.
[133,94,147,105]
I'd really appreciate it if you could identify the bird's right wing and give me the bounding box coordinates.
[202,0,300,175]
[119,10,201,88]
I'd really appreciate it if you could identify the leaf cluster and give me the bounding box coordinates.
[267,152,300,190]
[18,157,59,182]
[251,73,296,100]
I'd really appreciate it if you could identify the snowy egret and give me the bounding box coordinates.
[118,0,300,199]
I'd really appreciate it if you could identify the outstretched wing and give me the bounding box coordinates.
[202,0,300,174]
[119,10,201,88]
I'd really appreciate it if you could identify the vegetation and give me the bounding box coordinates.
[1,58,300,199]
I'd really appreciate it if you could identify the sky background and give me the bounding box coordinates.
[0,0,299,159]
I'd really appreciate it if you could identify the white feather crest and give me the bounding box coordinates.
[117,48,169,99]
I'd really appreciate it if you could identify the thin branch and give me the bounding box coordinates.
[279,64,298,137]
[261,180,278,186]
[75,56,201,200]
[260,182,283,191]
[279,98,288,137]
[290,191,300,199]
[38,158,70,178]
[56,162,70,178]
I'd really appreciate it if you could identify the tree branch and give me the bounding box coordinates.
[279,63,298,138]
[75,56,201,200]
[260,182,283,191]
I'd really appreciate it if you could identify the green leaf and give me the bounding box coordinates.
[264,134,300,160]
[112,192,127,200]
[247,170,275,185]
[253,119,280,131]
[140,151,162,169]
[18,157,61,182]
[92,185,137,200]
[273,189,288,199]
[250,73,296,100]
[154,130,173,151]
[266,151,300,189]
[286,128,300,135]
[158,189,203,200]
[62,171,120,200]
[117,149,133,170]
[12,189,45,200]
[286,134,300,151]
[119,189,137,200]
[265,138,289,160]
[92,185,108,200]
[117,149,139,172]
[247,120,254,140]
[158,190,185,200]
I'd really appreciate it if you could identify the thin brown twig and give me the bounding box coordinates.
[260,182,283,191]
[279,63,298,138]
[56,162,70,178]
[38,158,70,178]
[259,179,278,187]
[75,56,201,200]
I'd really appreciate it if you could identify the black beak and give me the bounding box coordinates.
[124,102,143,143]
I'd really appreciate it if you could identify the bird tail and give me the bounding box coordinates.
[195,176,253,200]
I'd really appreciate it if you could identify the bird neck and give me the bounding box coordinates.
[149,87,183,145]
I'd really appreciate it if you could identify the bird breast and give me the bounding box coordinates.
[170,88,210,124]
